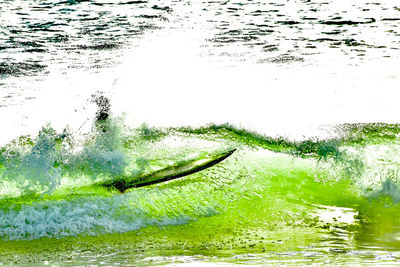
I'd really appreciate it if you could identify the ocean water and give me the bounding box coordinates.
[1,0,400,265]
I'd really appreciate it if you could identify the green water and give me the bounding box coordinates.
[1,121,400,265]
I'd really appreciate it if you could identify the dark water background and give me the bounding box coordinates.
[1,0,399,74]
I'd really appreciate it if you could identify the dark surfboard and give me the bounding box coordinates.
[101,148,236,193]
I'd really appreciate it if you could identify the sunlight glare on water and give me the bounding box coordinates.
[1,0,400,143]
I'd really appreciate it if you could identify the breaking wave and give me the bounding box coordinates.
[1,117,400,242]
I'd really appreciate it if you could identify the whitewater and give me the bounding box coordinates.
[1,0,400,265]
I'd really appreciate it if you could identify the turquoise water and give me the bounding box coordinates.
[1,120,400,265]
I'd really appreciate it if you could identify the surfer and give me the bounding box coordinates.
[91,92,111,132]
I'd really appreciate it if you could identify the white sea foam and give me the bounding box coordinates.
[0,189,212,240]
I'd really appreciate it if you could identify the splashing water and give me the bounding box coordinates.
[1,117,400,265]
[1,0,400,265]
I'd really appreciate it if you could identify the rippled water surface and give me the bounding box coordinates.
[0,0,399,140]
[1,0,400,265]
[2,0,399,71]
